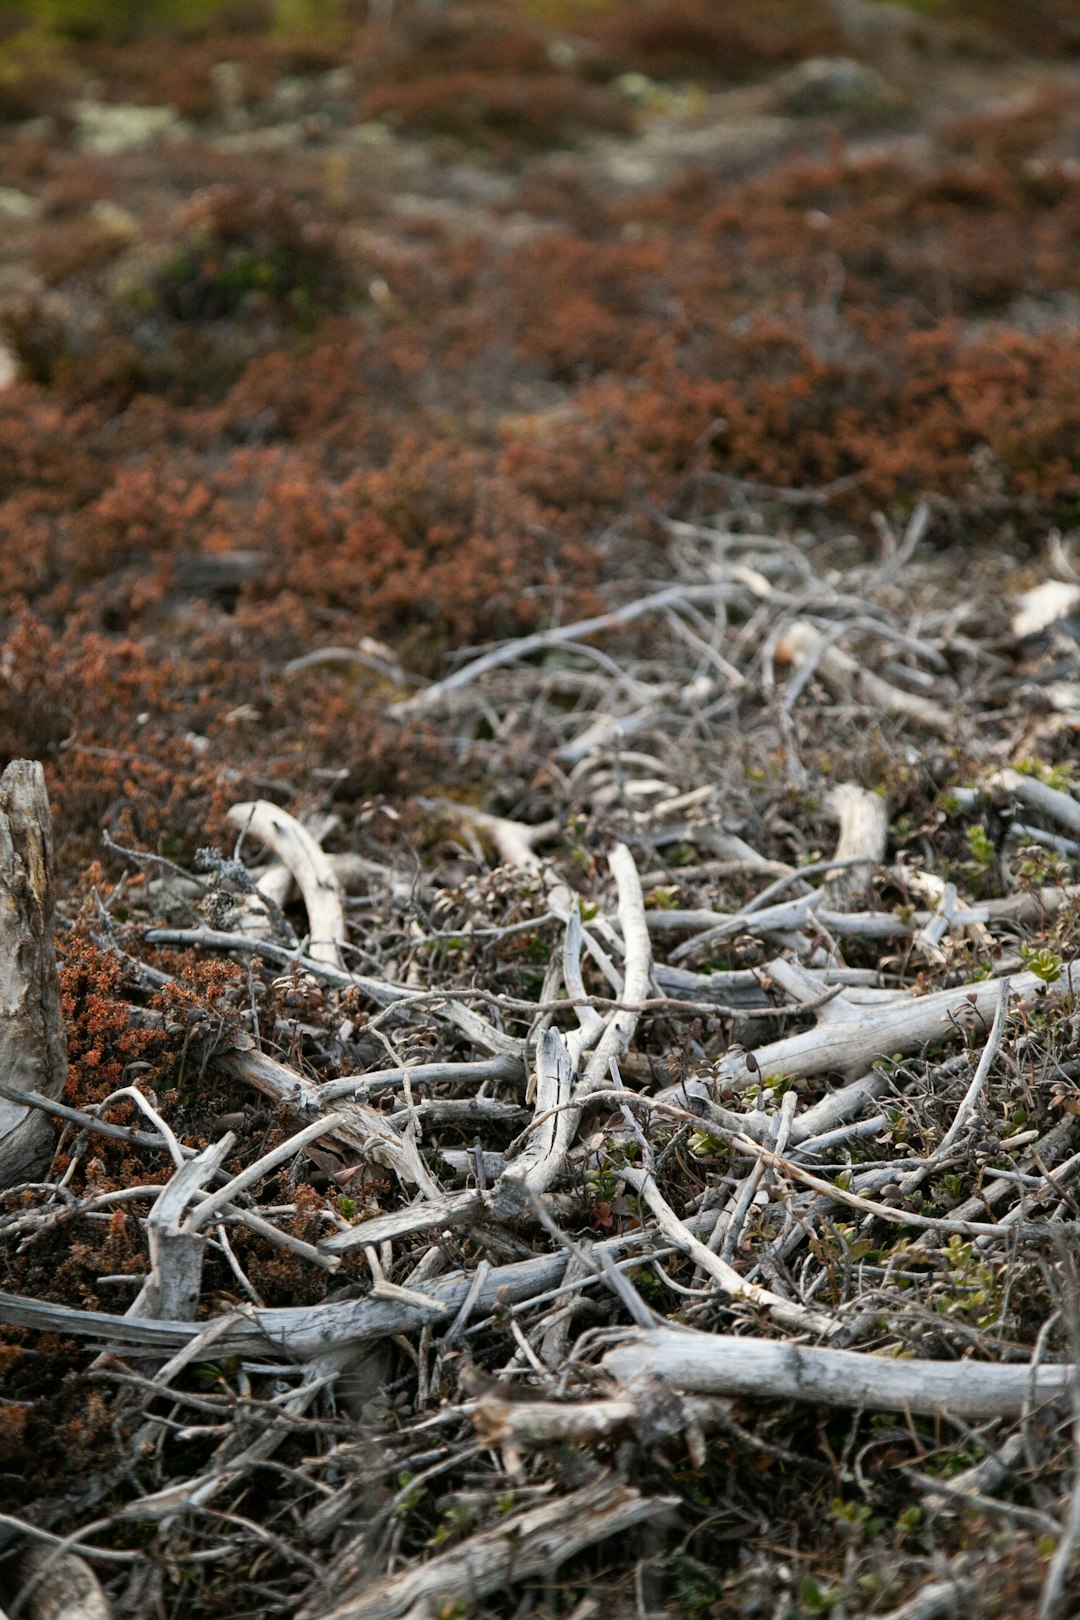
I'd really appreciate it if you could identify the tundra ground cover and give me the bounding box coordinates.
[3,4,1080,1617]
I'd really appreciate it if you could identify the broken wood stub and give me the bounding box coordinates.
[0,760,67,1186]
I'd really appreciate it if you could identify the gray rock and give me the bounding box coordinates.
[0,186,41,220]
[773,55,907,118]
[74,100,188,154]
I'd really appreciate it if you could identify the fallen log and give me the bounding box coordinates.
[0,761,67,1187]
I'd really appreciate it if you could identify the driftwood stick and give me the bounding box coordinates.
[719,1089,796,1264]
[654,961,881,1008]
[562,905,606,1044]
[988,768,1080,838]
[189,1114,364,1229]
[579,844,652,1093]
[620,1165,840,1338]
[491,846,650,1216]
[0,762,67,1187]
[775,620,954,731]
[386,583,738,719]
[12,1542,111,1620]
[205,1050,448,1203]
[820,782,889,908]
[472,1379,726,1449]
[0,1211,717,1359]
[320,1190,486,1256]
[602,1329,1074,1419]
[297,1474,673,1620]
[490,1027,577,1220]
[894,857,996,957]
[315,1054,525,1105]
[653,895,1065,954]
[128,1135,236,1323]
[659,960,1080,1094]
[226,800,346,969]
[788,1070,896,1145]
[417,797,559,871]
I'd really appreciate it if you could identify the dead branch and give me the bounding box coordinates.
[417,797,559,871]
[820,781,889,908]
[472,1377,726,1449]
[386,583,748,719]
[659,960,1080,1094]
[0,762,67,1187]
[128,1134,236,1323]
[602,1330,1074,1419]
[775,619,954,731]
[12,1542,111,1620]
[226,799,346,969]
[297,1474,674,1620]
[988,768,1080,838]
[619,1164,840,1338]
[490,1026,577,1219]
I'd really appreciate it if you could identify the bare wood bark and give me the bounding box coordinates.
[385,583,741,719]
[603,1329,1074,1419]
[129,1135,235,1322]
[13,1543,111,1620]
[490,1026,576,1220]
[220,1051,443,1200]
[900,863,993,961]
[820,782,888,908]
[578,843,652,1092]
[320,1189,486,1255]
[226,800,346,969]
[298,1474,674,1620]
[0,761,67,1187]
[988,768,1080,839]
[775,619,953,731]
[658,960,1080,1095]
[0,1212,715,1359]
[418,797,559,871]
[473,1378,726,1449]
[491,845,651,1217]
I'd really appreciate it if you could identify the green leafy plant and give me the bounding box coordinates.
[965,823,997,870]
[1019,943,1062,984]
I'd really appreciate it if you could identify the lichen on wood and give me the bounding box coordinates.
[0,760,66,1187]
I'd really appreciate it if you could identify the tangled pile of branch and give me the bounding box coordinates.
[3,508,1080,1619]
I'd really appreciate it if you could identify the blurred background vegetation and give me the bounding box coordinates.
[0,0,1075,54]
[0,0,358,44]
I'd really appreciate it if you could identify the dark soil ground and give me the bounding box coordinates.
[4,4,1080,1617]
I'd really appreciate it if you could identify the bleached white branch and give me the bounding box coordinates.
[296,1473,673,1620]
[386,583,743,719]
[227,799,346,969]
[776,619,954,731]
[603,1328,1074,1419]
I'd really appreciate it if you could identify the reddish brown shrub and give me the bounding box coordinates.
[360,69,632,152]
[584,0,828,81]
[154,184,350,323]
[60,936,171,1112]
[381,12,552,80]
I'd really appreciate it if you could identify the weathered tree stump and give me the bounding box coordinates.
[0,760,67,1186]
